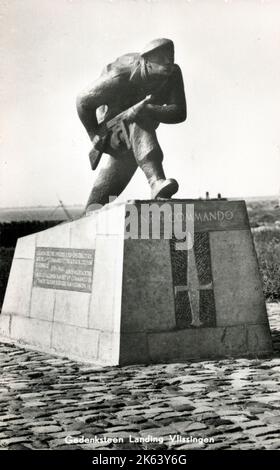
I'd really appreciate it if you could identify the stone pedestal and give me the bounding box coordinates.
[0,199,273,365]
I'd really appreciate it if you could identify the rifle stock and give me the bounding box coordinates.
[89,134,108,170]
[89,146,103,171]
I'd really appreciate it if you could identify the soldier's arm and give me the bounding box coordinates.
[145,65,187,124]
[76,73,122,140]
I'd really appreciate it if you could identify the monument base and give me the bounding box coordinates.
[0,199,273,365]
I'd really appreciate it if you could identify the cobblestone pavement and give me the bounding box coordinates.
[0,304,279,451]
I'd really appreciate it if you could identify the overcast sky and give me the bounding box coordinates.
[0,0,280,208]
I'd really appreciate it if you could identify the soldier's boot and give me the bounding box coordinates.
[151,178,179,199]
[140,159,179,199]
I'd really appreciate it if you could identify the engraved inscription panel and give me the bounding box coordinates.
[125,200,249,239]
[170,233,216,328]
[33,247,95,293]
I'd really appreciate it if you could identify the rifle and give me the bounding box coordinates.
[89,95,152,170]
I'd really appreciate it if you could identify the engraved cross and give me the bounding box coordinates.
[175,246,212,327]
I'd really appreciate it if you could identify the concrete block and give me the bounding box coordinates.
[70,215,97,249]
[211,230,268,326]
[218,324,248,355]
[147,328,200,363]
[98,332,120,365]
[119,332,150,365]
[30,288,56,321]
[2,199,272,365]
[51,323,100,361]
[14,234,36,260]
[97,204,126,235]
[10,316,52,349]
[36,222,71,247]
[147,325,248,364]
[88,235,123,332]
[54,290,90,328]
[121,239,176,333]
[2,259,34,316]
[0,314,11,337]
[247,323,273,354]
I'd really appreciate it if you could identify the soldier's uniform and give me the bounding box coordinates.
[76,38,187,210]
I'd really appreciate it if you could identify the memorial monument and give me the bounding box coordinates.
[0,39,273,365]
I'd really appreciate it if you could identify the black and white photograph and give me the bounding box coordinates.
[0,0,280,461]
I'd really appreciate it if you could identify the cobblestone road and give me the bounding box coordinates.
[0,304,279,450]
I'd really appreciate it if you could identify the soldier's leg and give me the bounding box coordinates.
[86,150,137,210]
[129,119,178,199]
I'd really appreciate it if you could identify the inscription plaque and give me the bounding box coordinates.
[33,247,95,293]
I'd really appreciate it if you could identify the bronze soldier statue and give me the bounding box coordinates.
[76,38,187,212]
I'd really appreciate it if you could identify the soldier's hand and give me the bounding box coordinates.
[126,95,153,122]
[125,105,145,122]
[92,133,105,151]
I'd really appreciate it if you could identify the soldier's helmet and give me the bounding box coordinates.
[141,38,174,62]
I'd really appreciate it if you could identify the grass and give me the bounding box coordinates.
[253,228,280,302]
[246,198,280,227]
